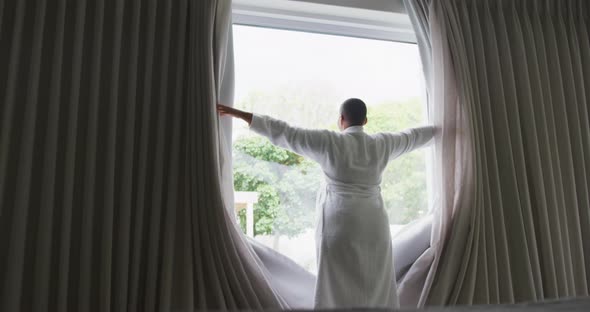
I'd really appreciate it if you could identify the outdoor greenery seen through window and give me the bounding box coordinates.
[231,25,428,272]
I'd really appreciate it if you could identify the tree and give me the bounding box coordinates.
[233,137,319,237]
[364,98,429,223]
[235,83,340,129]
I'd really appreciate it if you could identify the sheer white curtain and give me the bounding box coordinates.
[397,0,471,308]
[412,0,590,305]
[214,3,317,309]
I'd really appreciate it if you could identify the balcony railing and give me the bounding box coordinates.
[234,191,259,237]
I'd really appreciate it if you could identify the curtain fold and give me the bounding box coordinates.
[424,0,590,305]
[399,0,470,308]
[404,0,433,99]
[0,0,285,310]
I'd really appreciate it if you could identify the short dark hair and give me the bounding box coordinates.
[340,98,367,126]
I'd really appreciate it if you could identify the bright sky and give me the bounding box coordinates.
[232,24,425,107]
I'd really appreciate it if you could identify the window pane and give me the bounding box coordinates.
[232,25,427,272]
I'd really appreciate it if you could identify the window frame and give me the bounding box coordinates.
[231,0,417,43]
[230,0,434,274]
[230,1,434,223]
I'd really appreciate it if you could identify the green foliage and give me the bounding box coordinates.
[234,171,280,236]
[235,84,340,129]
[233,136,318,237]
[233,91,429,237]
[366,98,428,223]
[235,137,304,166]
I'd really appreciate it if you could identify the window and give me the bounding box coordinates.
[231,0,428,273]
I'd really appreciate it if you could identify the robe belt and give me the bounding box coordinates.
[325,182,381,196]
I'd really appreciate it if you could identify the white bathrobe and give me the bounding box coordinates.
[249,114,435,309]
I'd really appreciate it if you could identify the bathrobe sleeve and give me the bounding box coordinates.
[249,114,332,162]
[381,126,436,160]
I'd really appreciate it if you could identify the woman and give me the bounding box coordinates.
[218,98,436,308]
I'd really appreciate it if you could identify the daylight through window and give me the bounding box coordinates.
[232,25,428,272]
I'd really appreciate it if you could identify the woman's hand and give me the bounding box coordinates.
[216,104,242,117]
[217,104,253,125]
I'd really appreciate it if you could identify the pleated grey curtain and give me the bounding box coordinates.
[424,0,590,305]
[0,0,284,310]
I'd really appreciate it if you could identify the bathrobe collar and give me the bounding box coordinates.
[343,126,364,134]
